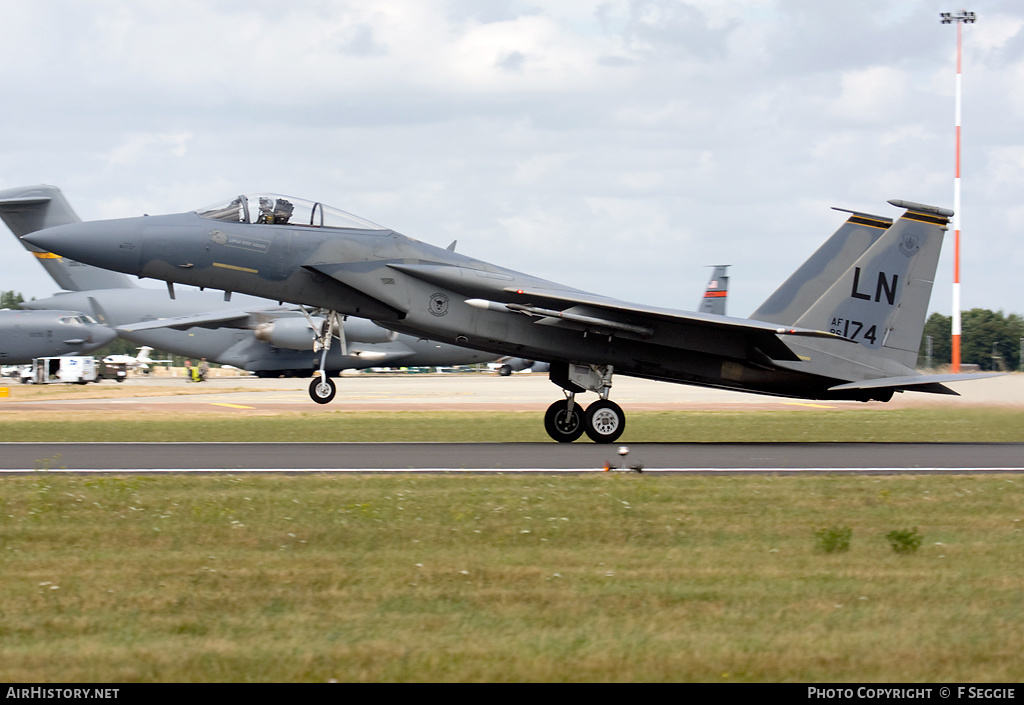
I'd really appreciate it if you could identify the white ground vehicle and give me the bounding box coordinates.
[31,356,98,385]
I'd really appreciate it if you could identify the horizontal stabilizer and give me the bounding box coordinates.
[828,372,1004,395]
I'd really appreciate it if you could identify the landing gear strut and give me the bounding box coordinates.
[544,363,625,444]
[304,308,345,404]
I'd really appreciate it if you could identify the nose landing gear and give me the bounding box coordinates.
[304,308,345,404]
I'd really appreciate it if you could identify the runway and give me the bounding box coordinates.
[3,370,1022,413]
[3,373,1022,474]
[2,441,1022,474]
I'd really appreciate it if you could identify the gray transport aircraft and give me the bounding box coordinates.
[500,263,731,375]
[26,191,999,443]
[1,186,496,401]
[0,308,115,364]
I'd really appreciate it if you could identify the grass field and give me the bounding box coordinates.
[1,407,1023,442]
[0,472,1021,682]
[2,391,1022,682]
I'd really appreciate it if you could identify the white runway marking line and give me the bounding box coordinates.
[1,467,1021,474]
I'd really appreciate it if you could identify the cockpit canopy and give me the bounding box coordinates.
[58,314,99,325]
[197,194,387,231]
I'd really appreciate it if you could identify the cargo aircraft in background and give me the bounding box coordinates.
[0,308,115,364]
[26,190,999,443]
[1,186,496,401]
[698,265,730,316]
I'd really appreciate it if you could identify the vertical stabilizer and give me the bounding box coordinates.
[0,185,137,291]
[698,265,729,315]
[751,208,891,325]
[793,200,951,370]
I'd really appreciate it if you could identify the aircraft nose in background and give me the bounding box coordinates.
[91,324,118,347]
[24,220,144,276]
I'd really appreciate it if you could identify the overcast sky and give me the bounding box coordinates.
[2,0,1021,319]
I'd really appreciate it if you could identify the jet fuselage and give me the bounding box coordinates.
[29,210,881,400]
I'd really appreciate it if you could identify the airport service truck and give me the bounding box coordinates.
[31,356,98,385]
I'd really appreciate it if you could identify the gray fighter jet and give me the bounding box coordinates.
[0,308,115,364]
[1,186,496,399]
[26,192,998,442]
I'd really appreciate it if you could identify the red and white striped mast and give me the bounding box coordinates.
[941,9,975,372]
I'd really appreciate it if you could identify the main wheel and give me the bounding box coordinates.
[309,376,336,404]
[584,399,625,444]
[544,399,586,443]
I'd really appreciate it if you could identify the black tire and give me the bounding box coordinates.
[544,399,586,443]
[498,365,512,377]
[309,376,336,404]
[584,399,625,444]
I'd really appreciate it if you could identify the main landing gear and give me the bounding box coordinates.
[544,363,626,444]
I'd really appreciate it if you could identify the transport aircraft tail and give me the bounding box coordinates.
[697,265,729,315]
[0,185,137,292]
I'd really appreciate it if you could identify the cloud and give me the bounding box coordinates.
[827,66,911,124]
[1,0,1022,319]
[107,132,194,166]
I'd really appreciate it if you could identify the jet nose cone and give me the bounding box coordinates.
[24,219,144,275]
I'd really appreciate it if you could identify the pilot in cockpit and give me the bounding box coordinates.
[257,197,295,225]
[274,198,294,224]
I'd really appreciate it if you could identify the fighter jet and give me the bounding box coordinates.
[26,191,998,443]
[1,186,496,400]
[0,308,116,364]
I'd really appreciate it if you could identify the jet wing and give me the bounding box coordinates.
[495,286,847,363]
[116,306,297,332]
[387,261,844,363]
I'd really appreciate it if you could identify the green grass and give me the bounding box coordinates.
[0,473,1021,682]
[2,407,1024,442]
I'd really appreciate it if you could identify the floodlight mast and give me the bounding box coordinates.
[941,10,975,372]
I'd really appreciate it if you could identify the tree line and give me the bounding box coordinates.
[921,310,1024,372]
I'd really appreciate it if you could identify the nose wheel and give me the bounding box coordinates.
[309,375,336,404]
